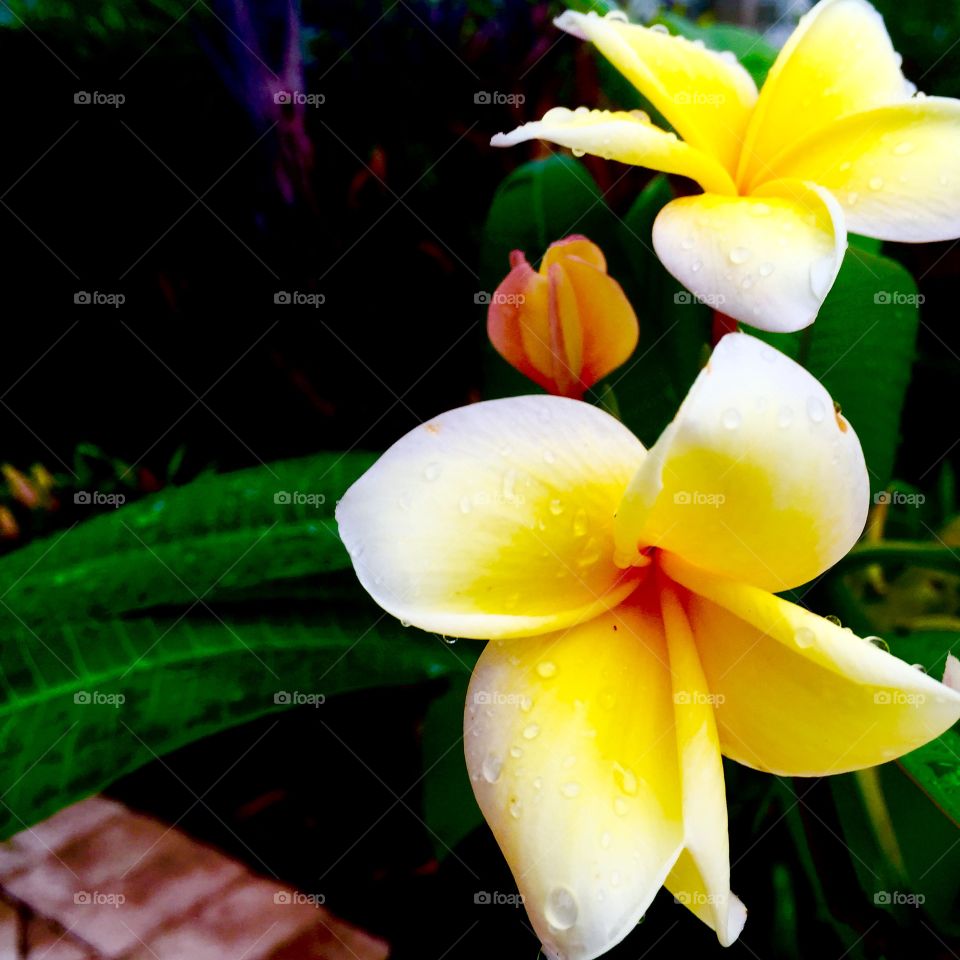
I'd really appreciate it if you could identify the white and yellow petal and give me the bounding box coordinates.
[465,589,683,960]
[491,107,736,195]
[664,554,960,775]
[554,10,758,176]
[738,0,914,189]
[614,333,869,593]
[652,179,846,332]
[336,396,645,640]
[766,98,960,242]
[660,585,745,946]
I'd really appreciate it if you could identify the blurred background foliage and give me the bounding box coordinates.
[0,1,958,957]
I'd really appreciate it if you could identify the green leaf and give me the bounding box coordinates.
[754,248,920,495]
[0,604,471,841]
[0,453,376,627]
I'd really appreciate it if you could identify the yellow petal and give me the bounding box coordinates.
[663,554,960,775]
[614,333,869,592]
[739,0,914,189]
[652,180,846,332]
[465,589,682,960]
[554,10,757,176]
[491,107,736,196]
[764,98,960,242]
[336,396,645,639]
[661,585,745,947]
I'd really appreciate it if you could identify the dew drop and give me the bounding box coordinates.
[571,147,586,157]
[650,22,670,34]
[912,663,927,673]
[751,202,771,216]
[610,871,621,888]
[681,236,695,251]
[691,259,703,273]
[614,763,638,795]
[825,614,842,626]
[869,176,884,190]
[758,261,775,277]
[729,246,751,265]
[839,161,852,172]
[866,635,890,652]
[510,746,523,758]
[604,8,629,21]
[561,781,581,798]
[458,496,472,514]
[424,462,442,482]
[613,797,629,816]
[721,408,741,430]
[482,753,503,783]
[794,627,815,648]
[740,275,754,290]
[520,696,533,713]
[522,723,540,740]
[806,396,826,423]
[893,141,914,156]
[777,405,794,428]
[509,798,523,819]
[537,661,558,679]
[545,886,579,930]
[846,191,859,205]
[533,777,543,790]
[549,498,564,516]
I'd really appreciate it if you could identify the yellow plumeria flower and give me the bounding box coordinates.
[492,0,960,333]
[336,333,960,960]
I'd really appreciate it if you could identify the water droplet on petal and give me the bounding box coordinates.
[571,147,586,157]
[424,462,442,481]
[681,236,695,251]
[893,141,914,156]
[613,797,629,816]
[825,614,842,626]
[721,408,741,430]
[482,753,503,783]
[847,191,859,206]
[537,661,558,679]
[806,396,826,423]
[561,781,581,798]
[758,262,775,277]
[729,246,751,265]
[614,762,638,795]
[510,745,523,758]
[572,508,589,537]
[545,887,579,930]
[777,405,794,428]
[691,259,703,273]
[866,636,890,652]
[509,798,523,818]
[549,498,564,516]
[522,723,540,740]
[912,663,927,673]
[794,627,815,648]
[869,176,884,190]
